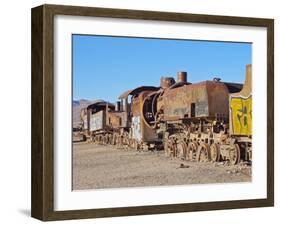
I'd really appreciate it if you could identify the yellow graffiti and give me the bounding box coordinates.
[230,95,252,136]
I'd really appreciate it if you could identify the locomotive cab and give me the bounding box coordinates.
[119,86,160,149]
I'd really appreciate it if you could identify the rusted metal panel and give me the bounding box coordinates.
[139,91,158,142]
[230,95,252,136]
[162,80,232,121]
[163,82,209,120]
[142,119,158,142]
[131,90,158,142]
[160,77,175,89]
[108,111,129,128]
[206,81,230,118]
[89,111,105,131]
[176,72,187,83]
[108,112,121,128]
[131,97,141,116]
[230,64,252,136]
[82,115,88,130]
[132,116,141,141]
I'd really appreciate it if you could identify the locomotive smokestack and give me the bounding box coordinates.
[177,72,187,83]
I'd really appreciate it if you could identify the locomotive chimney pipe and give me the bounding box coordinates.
[177,72,187,83]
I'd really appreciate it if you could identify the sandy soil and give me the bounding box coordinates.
[72,142,251,190]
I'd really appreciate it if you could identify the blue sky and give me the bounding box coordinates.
[72,35,251,102]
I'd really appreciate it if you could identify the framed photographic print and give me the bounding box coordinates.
[31,4,274,221]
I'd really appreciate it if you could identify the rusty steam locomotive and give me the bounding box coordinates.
[78,65,252,165]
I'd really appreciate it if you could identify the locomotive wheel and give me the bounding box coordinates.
[122,133,129,147]
[210,143,220,162]
[164,139,175,157]
[247,147,252,162]
[108,134,112,145]
[116,136,122,147]
[128,138,133,148]
[171,140,178,157]
[106,134,110,144]
[186,142,198,161]
[197,143,210,162]
[132,140,139,150]
[110,134,116,145]
[122,137,127,146]
[229,144,240,165]
[176,141,188,159]
[164,140,170,157]
[98,135,102,144]
[103,135,107,144]
[130,139,136,149]
[103,134,108,144]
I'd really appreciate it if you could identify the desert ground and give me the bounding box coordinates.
[72,142,251,190]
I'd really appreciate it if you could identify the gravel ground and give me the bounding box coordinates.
[73,142,251,190]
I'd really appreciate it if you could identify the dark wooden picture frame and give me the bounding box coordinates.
[31,4,274,221]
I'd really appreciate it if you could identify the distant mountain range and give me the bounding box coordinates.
[72,99,93,128]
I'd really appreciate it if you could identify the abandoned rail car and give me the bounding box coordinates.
[79,65,252,165]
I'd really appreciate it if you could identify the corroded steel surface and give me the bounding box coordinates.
[206,81,229,119]
[232,64,252,97]
[230,64,252,136]
[161,81,231,120]
[90,111,105,131]
[108,111,129,129]
[131,90,158,142]
[177,71,187,83]
[160,77,175,89]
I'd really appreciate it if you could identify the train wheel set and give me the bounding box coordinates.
[83,129,251,166]
[161,133,251,165]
